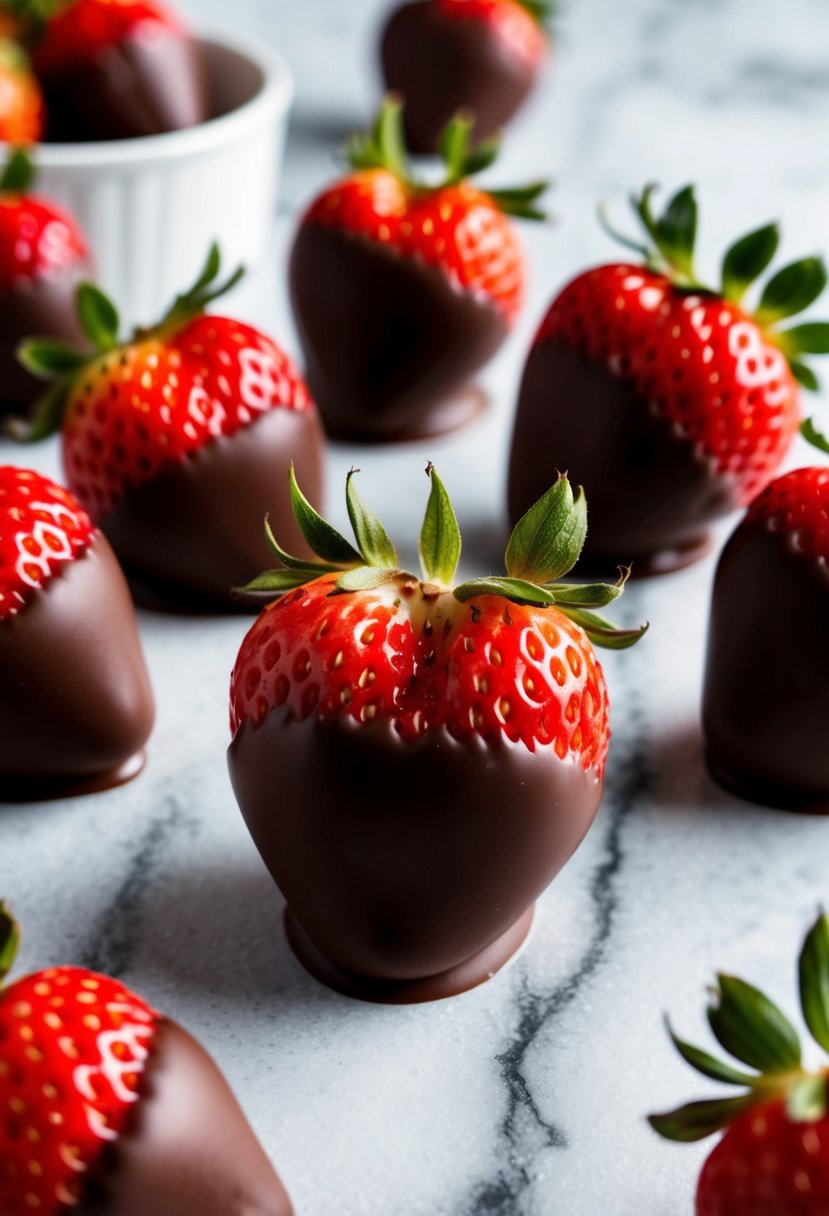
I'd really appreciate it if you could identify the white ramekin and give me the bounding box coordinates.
[24,26,293,327]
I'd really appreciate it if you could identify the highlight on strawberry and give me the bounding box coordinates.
[14,243,325,609]
[0,148,92,420]
[0,904,295,1215]
[381,0,554,153]
[289,94,548,441]
[508,182,829,576]
[650,912,829,1216]
[228,466,646,1003]
[702,419,829,812]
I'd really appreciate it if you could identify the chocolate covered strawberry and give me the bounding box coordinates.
[702,421,829,810]
[27,0,207,142]
[0,465,153,797]
[228,466,645,1003]
[380,0,552,153]
[0,905,294,1215]
[0,35,43,141]
[508,184,829,574]
[289,96,547,441]
[0,150,92,419]
[17,245,325,608]
[651,911,829,1216]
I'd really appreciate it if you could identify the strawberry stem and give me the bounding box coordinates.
[0,147,34,195]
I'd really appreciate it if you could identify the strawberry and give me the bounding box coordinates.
[228,466,645,1002]
[0,464,154,796]
[30,0,207,141]
[0,905,294,1214]
[289,95,547,440]
[650,911,829,1216]
[381,0,551,152]
[16,244,325,608]
[508,184,829,575]
[0,36,43,142]
[702,422,829,810]
[0,150,92,418]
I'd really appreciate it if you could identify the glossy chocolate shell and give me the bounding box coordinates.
[508,341,740,576]
[228,712,602,1002]
[289,222,507,442]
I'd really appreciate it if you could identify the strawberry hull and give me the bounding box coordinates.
[380,0,540,152]
[96,406,325,610]
[702,517,829,811]
[0,534,154,798]
[77,1019,294,1216]
[228,711,602,1003]
[508,341,740,576]
[289,221,507,442]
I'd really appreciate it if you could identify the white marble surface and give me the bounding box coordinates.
[3,1,829,1213]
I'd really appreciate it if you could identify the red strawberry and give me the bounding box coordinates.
[508,184,829,574]
[0,905,294,1215]
[17,244,325,608]
[0,465,154,797]
[650,912,829,1216]
[381,0,551,152]
[702,423,829,810]
[228,467,645,1002]
[289,96,547,440]
[32,0,207,141]
[0,36,44,142]
[0,150,92,418]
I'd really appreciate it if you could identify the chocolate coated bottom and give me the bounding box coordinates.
[290,223,508,441]
[79,1020,293,1216]
[0,536,154,793]
[508,342,739,576]
[229,713,602,1000]
[98,406,324,610]
[702,520,829,812]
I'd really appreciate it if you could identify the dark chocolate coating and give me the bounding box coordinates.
[79,1020,293,1216]
[289,222,507,442]
[0,535,154,794]
[41,25,208,143]
[702,519,829,812]
[228,712,602,1000]
[380,0,540,152]
[508,341,740,576]
[98,406,325,609]
[0,261,93,418]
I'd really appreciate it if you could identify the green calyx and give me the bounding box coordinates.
[649,912,829,1143]
[239,465,647,652]
[0,902,20,986]
[600,182,829,392]
[9,242,244,443]
[0,147,35,195]
[514,0,556,29]
[344,94,548,221]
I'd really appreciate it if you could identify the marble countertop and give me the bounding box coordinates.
[3,1,829,1212]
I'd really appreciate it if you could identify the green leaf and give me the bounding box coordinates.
[345,469,398,568]
[336,566,401,592]
[597,199,651,260]
[778,322,829,355]
[544,576,626,609]
[235,568,311,596]
[560,607,649,650]
[488,181,549,221]
[799,913,829,1055]
[655,184,697,280]
[0,903,20,984]
[374,93,408,180]
[453,577,557,606]
[756,257,828,324]
[162,244,245,327]
[17,338,87,379]
[787,1074,827,1123]
[721,222,780,303]
[289,466,363,567]
[708,974,802,1074]
[77,282,120,352]
[665,1018,759,1087]
[505,475,587,584]
[462,134,501,177]
[419,465,461,585]
[515,0,555,27]
[790,360,820,392]
[10,379,71,442]
[648,1095,754,1143]
[0,147,34,194]
[440,111,474,185]
[263,516,342,575]
[801,417,829,455]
